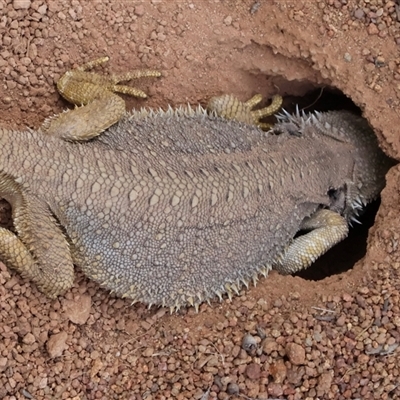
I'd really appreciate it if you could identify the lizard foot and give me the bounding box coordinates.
[207,93,283,129]
[57,55,161,105]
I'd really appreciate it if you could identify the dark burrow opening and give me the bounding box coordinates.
[272,87,383,281]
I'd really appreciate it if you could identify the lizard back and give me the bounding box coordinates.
[41,108,358,308]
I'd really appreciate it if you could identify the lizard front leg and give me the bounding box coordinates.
[42,56,161,141]
[273,209,349,274]
[207,93,283,129]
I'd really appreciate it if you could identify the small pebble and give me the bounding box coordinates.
[354,9,365,19]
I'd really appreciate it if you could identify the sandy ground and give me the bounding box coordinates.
[1,0,400,399]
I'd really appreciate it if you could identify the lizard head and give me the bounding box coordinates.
[272,108,395,224]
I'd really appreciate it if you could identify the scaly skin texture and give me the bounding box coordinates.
[0,59,393,310]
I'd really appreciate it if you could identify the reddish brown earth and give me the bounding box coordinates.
[1,1,400,399]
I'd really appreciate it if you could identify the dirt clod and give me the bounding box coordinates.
[285,343,306,366]
[46,332,68,358]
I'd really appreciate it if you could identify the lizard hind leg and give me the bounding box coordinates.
[0,176,75,298]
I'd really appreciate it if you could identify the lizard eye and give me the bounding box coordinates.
[270,122,301,137]
[286,124,302,137]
